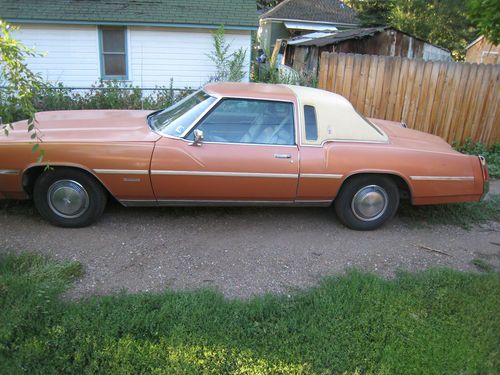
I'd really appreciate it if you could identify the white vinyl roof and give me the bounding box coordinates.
[286,85,388,144]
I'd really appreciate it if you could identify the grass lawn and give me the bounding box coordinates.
[0,253,498,374]
[399,194,500,228]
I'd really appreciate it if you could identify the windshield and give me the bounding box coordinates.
[148,90,217,137]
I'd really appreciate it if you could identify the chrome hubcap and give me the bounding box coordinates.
[351,185,388,222]
[47,180,89,219]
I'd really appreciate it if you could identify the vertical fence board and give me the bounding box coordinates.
[356,55,371,112]
[350,54,362,109]
[384,57,402,120]
[365,56,379,116]
[318,52,500,145]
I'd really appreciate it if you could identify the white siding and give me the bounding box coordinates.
[12,24,100,87]
[10,23,252,89]
[128,27,252,88]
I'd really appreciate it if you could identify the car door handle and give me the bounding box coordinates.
[274,153,292,159]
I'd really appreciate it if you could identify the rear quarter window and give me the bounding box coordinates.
[304,105,318,141]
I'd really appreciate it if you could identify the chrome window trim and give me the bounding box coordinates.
[409,176,475,181]
[151,170,298,179]
[298,139,390,148]
[94,169,149,175]
[181,95,299,146]
[179,94,223,138]
[0,169,20,175]
[300,173,343,179]
[150,90,221,139]
[175,138,298,148]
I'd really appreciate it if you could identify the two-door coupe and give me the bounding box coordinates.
[0,83,489,230]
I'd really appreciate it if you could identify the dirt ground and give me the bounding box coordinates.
[1,181,499,299]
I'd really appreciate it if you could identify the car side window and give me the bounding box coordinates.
[187,99,295,145]
[304,105,318,141]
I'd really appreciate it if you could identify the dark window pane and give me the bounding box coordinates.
[104,54,126,76]
[191,99,295,145]
[304,105,318,141]
[102,29,125,53]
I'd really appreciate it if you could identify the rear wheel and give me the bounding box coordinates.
[334,175,399,230]
[33,168,107,227]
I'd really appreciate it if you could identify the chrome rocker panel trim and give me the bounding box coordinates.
[119,199,332,207]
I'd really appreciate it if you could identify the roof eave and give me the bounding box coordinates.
[259,17,359,27]
[5,18,258,30]
[466,35,484,50]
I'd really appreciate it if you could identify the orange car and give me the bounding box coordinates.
[0,83,489,230]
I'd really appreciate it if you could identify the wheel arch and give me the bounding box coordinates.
[339,171,413,202]
[22,163,113,198]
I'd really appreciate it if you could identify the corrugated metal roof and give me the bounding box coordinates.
[283,22,338,32]
[291,27,387,47]
[0,0,258,28]
[290,26,450,52]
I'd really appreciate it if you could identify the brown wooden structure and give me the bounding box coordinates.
[286,27,451,77]
[466,36,500,65]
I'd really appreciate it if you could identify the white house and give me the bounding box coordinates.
[1,0,258,89]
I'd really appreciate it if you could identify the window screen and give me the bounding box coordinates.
[188,99,295,145]
[100,27,127,79]
[304,105,318,141]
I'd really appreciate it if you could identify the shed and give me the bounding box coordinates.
[285,27,451,76]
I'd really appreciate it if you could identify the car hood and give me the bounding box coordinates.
[369,118,455,153]
[1,110,162,143]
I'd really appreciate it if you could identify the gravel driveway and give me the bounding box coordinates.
[2,182,499,299]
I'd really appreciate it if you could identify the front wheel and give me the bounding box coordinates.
[33,168,107,227]
[334,175,399,230]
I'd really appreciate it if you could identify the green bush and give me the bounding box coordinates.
[1,252,499,374]
[453,138,500,179]
[1,80,193,123]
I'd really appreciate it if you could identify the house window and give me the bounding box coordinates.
[99,27,127,79]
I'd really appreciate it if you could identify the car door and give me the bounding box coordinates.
[150,98,299,203]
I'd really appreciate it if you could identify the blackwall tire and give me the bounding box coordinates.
[334,175,399,231]
[33,168,107,227]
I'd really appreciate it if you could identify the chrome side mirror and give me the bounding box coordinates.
[190,129,204,146]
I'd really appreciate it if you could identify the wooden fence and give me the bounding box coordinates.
[318,52,500,145]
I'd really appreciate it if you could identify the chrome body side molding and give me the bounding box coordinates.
[150,170,298,179]
[94,169,149,175]
[409,176,474,181]
[300,173,343,179]
[0,169,20,175]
